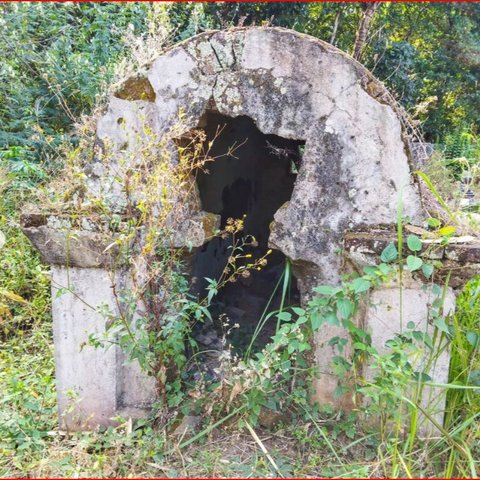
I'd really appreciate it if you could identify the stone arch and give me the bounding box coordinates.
[90,28,425,410]
[97,26,423,285]
[26,27,459,429]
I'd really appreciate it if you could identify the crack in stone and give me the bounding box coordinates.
[182,47,207,77]
[230,41,238,70]
[210,42,224,70]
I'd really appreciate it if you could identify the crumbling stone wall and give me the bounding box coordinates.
[23,27,476,430]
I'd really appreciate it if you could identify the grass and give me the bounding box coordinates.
[1,306,478,478]
[0,174,57,476]
[443,276,480,477]
[0,319,56,476]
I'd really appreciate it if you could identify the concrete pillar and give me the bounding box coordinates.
[366,284,454,435]
[51,266,155,430]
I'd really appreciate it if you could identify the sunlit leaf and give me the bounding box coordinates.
[380,242,398,263]
[407,234,422,252]
[351,278,371,293]
[0,290,28,304]
[427,217,441,228]
[438,226,456,237]
[406,255,423,272]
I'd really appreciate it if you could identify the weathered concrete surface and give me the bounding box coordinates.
[21,210,220,268]
[87,28,424,410]
[51,266,155,430]
[367,285,455,435]
[24,27,448,426]
[24,225,116,268]
[85,28,423,277]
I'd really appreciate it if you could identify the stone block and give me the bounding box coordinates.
[51,266,155,430]
[366,285,455,436]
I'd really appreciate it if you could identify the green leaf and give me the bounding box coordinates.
[297,316,308,325]
[421,263,434,278]
[422,333,433,349]
[314,285,334,295]
[415,171,454,220]
[325,311,340,326]
[432,284,443,296]
[336,298,354,320]
[406,255,423,272]
[287,339,299,354]
[434,317,450,336]
[407,234,422,252]
[298,341,311,352]
[363,266,379,276]
[466,331,479,348]
[351,277,371,294]
[438,226,456,237]
[329,336,340,346]
[314,285,342,296]
[334,384,349,399]
[427,217,441,228]
[200,306,212,321]
[378,263,392,275]
[380,242,398,263]
[310,312,323,330]
[412,372,432,382]
[407,321,415,329]
[277,311,292,322]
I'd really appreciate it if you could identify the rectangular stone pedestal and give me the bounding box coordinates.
[367,285,454,436]
[51,266,156,430]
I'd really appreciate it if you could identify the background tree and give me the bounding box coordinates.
[352,2,381,61]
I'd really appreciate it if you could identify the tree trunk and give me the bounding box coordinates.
[330,9,342,45]
[353,2,381,61]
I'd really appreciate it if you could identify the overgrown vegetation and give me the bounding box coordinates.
[1,3,479,478]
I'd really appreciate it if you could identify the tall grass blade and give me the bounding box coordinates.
[245,420,284,477]
[276,258,292,333]
[415,170,455,220]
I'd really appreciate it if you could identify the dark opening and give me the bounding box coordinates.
[190,112,303,364]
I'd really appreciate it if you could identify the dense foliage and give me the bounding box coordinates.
[0,3,151,166]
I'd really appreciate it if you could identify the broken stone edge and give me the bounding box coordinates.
[344,227,480,289]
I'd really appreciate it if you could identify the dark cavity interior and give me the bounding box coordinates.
[190,112,303,361]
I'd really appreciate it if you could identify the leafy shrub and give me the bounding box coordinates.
[444,276,480,475]
[0,165,50,339]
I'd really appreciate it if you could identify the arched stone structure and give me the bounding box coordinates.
[22,28,479,431]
